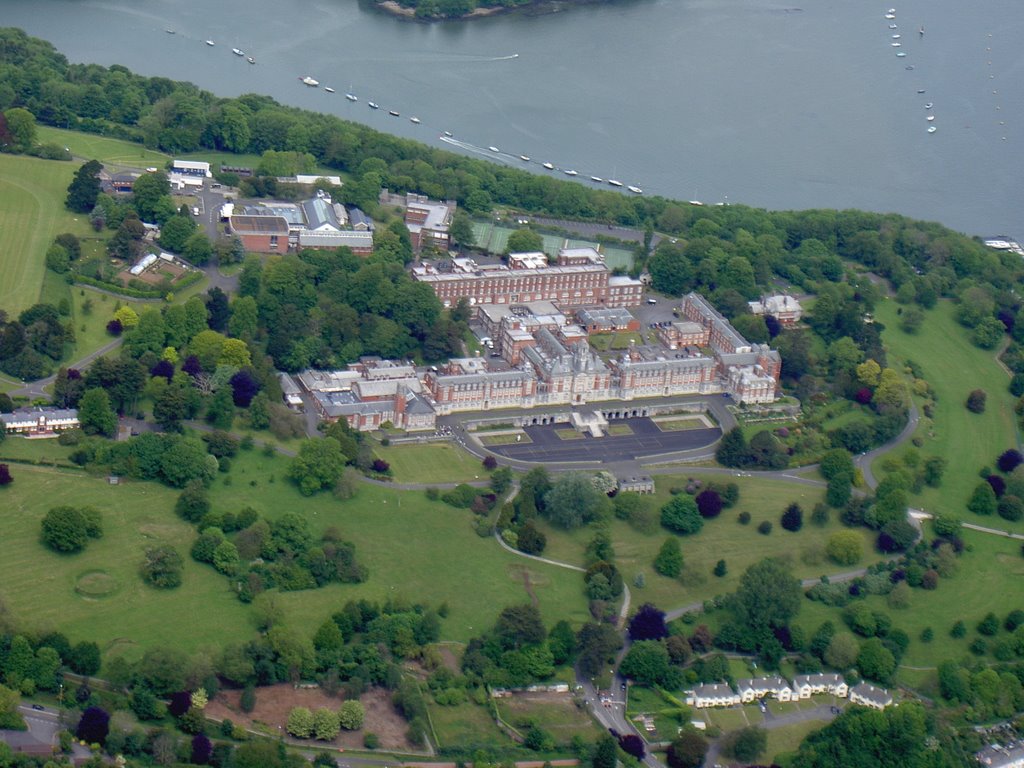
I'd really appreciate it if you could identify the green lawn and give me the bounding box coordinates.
[67,287,145,362]
[36,126,169,168]
[496,694,600,743]
[0,153,94,315]
[0,447,589,667]
[872,299,1020,530]
[536,474,878,612]
[206,450,590,643]
[766,719,829,763]
[372,441,485,484]
[0,464,253,661]
[428,699,510,750]
[794,525,1024,681]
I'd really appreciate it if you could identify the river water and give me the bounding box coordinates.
[4,0,1022,237]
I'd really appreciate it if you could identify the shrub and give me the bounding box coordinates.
[826,531,864,566]
[781,502,803,532]
[977,612,1000,636]
[966,389,987,413]
[654,537,683,577]
[998,449,1024,473]
[41,506,102,553]
[338,700,365,730]
[661,495,703,535]
[737,511,751,525]
[757,521,772,535]
[695,489,723,518]
[950,620,966,638]
[141,545,183,589]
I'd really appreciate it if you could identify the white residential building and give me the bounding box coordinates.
[791,673,849,699]
[685,683,741,709]
[735,676,794,703]
[848,682,893,709]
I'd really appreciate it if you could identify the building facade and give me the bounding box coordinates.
[0,408,80,437]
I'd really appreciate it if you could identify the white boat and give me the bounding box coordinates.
[892,42,901,47]
[608,179,623,187]
[247,56,256,64]
[410,117,421,124]
[389,110,400,117]
[925,102,933,109]
[488,146,500,152]
[205,40,215,46]
[232,48,244,56]
[590,176,603,182]
[628,185,643,194]
[165,29,175,34]
[889,23,898,29]
[927,126,937,133]
[885,13,896,19]
[917,89,926,93]
[368,102,379,109]
[346,93,357,101]
[519,155,530,161]
[301,76,319,87]
[896,52,907,57]
[443,130,453,137]
[887,7,895,12]
[926,115,935,121]
[564,169,578,176]
[324,87,336,93]
[542,162,555,170]
[892,34,901,38]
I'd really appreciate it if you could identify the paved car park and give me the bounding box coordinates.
[488,416,721,464]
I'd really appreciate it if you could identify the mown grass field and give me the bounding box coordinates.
[0,445,589,666]
[372,441,484,485]
[0,154,93,315]
[36,126,169,168]
[536,474,879,612]
[872,299,1021,532]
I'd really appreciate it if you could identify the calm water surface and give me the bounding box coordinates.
[4,0,1022,236]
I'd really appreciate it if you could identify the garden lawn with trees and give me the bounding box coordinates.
[532,473,878,611]
[871,299,1020,528]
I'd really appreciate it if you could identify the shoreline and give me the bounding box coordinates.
[374,0,600,22]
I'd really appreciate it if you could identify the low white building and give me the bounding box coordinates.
[849,682,892,709]
[791,673,849,699]
[748,294,803,325]
[685,683,741,709]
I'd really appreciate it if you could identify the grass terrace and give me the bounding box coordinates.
[36,126,169,168]
[372,441,485,485]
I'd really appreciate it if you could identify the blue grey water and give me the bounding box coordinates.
[4,0,1022,237]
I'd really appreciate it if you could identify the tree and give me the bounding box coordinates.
[449,210,475,247]
[141,545,183,589]
[857,638,896,683]
[781,502,804,531]
[68,641,102,676]
[968,481,998,516]
[591,733,618,768]
[714,559,728,577]
[998,449,1024,474]
[175,481,210,523]
[543,472,609,529]
[516,520,546,555]
[66,160,103,213]
[338,700,365,730]
[628,603,668,641]
[716,427,748,467]
[826,530,863,565]
[695,488,723,518]
[654,537,683,577]
[619,639,671,686]
[790,702,930,768]
[732,558,801,636]
[966,389,987,413]
[313,708,340,740]
[724,726,767,762]
[824,632,859,670]
[4,107,36,151]
[191,733,213,765]
[0,464,11,487]
[505,228,543,254]
[819,448,855,481]
[667,731,709,768]
[494,604,547,649]
[289,438,346,495]
[78,387,117,437]
[661,495,703,535]
[41,506,100,553]
[286,706,314,738]
[76,706,110,744]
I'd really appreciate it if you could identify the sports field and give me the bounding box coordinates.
[0,154,92,315]
[36,126,169,168]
